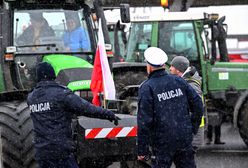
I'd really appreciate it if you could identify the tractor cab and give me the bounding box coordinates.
[126,19,199,64]
[12,9,94,90]
[14,9,92,53]
[1,0,98,94]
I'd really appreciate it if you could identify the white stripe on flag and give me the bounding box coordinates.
[98,19,116,100]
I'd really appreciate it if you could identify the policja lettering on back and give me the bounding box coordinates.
[29,102,51,112]
[157,88,183,101]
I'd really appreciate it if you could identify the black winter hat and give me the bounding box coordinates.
[171,56,190,73]
[36,62,56,82]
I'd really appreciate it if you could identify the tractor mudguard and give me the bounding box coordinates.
[76,114,137,162]
[233,90,248,128]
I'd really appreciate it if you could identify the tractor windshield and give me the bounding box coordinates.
[158,21,198,62]
[125,22,152,62]
[125,21,198,63]
[14,9,92,53]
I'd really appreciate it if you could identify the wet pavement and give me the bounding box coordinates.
[109,122,248,168]
[195,122,248,168]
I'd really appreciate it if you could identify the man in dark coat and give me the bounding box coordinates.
[17,12,55,45]
[27,62,120,168]
[137,47,203,168]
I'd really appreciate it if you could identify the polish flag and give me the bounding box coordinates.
[90,19,116,106]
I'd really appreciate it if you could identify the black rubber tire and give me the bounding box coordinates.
[114,71,147,93]
[121,97,138,115]
[238,100,248,147]
[0,101,37,168]
[114,70,146,115]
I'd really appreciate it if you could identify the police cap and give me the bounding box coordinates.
[144,47,168,67]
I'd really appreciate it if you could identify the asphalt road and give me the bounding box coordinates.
[195,122,248,168]
[109,122,248,168]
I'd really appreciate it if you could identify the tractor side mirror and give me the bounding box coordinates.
[120,4,130,23]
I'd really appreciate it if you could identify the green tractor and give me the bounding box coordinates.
[113,6,248,146]
[0,0,137,167]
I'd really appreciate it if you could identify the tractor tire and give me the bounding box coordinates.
[114,70,145,115]
[0,101,37,168]
[121,97,138,115]
[238,100,248,147]
[114,71,147,93]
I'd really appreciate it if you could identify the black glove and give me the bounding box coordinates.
[109,116,121,126]
[114,116,121,125]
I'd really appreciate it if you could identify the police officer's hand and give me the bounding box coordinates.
[113,116,121,126]
[109,115,121,126]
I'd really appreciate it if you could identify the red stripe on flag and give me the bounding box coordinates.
[85,128,103,139]
[106,127,122,138]
[127,127,137,137]
[90,48,103,106]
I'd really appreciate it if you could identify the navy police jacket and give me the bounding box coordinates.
[137,69,203,156]
[27,80,116,160]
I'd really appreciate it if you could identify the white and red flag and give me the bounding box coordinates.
[90,19,116,106]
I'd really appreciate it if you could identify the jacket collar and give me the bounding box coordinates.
[148,69,167,78]
[183,70,201,82]
[36,80,58,88]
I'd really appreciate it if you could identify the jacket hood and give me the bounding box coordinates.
[184,66,202,82]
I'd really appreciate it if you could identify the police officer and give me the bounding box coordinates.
[27,62,120,168]
[170,56,205,149]
[137,47,204,168]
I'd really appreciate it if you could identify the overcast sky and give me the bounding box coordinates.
[105,5,248,35]
[188,5,248,35]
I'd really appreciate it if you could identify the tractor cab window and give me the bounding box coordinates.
[125,22,152,62]
[158,21,198,63]
[108,22,127,62]
[125,21,198,63]
[14,9,92,53]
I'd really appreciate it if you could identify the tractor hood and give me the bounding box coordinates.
[43,54,93,91]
